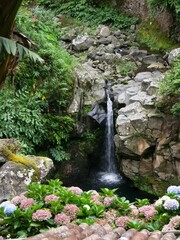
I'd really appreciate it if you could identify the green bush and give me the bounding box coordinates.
[0,87,45,153]
[158,56,180,116]
[40,0,138,29]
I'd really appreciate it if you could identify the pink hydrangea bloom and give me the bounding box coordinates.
[11,195,27,205]
[130,205,139,216]
[162,223,174,231]
[20,198,34,209]
[68,186,83,195]
[115,216,131,227]
[103,197,116,206]
[104,209,117,224]
[32,209,52,221]
[90,195,103,205]
[54,213,70,225]
[87,190,100,197]
[139,205,158,220]
[45,194,59,204]
[169,215,180,228]
[0,236,3,240]
[63,204,80,219]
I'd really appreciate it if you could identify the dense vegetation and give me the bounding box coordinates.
[0,7,75,160]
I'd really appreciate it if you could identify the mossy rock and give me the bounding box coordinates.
[136,18,178,52]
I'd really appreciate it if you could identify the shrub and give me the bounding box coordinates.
[40,0,138,29]
[158,56,180,116]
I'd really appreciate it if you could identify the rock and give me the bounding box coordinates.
[72,35,94,51]
[168,47,180,64]
[142,54,159,64]
[130,49,147,60]
[61,28,77,42]
[147,62,166,69]
[0,155,53,202]
[170,143,180,159]
[99,26,111,37]
[134,72,152,82]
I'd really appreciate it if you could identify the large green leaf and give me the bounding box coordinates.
[0,36,44,63]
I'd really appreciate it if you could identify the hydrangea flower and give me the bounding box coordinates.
[0,236,4,240]
[162,223,174,232]
[104,209,117,224]
[20,198,34,209]
[11,195,27,205]
[130,205,139,216]
[32,209,52,221]
[0,201,17,215]
[54,213,70,225]
[0,201,12,208]
[170,215,180,228]
[4,204,17,215]
[103,197,116,206]
[139,205,158,220]
[115,216,131,227]
[154,196,171,207]
[87,190,100,197]
[167,186,179,194]
[163,199,179,210]
[45,194,59,204]
[68,186,83,195]
[63,204,80,219]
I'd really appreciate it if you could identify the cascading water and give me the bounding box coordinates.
[98,82,123,184]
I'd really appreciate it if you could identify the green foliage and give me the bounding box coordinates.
[118,60,137,76]
[40,0,138,29]
[158,56,180,116]
[136,19,178,52]
[135,198,150,207]
[147,0,180,20]
[0,87,45,153]
[0,36,44,63]
[0,7,75,160]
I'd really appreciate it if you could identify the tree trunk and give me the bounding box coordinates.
[0,0,23,87]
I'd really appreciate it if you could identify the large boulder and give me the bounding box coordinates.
[168,48,180,65]
[0,139,54,202]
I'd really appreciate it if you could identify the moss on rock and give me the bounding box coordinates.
[136,19,178,52]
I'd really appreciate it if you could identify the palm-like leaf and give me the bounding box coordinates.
[0,36,44,63]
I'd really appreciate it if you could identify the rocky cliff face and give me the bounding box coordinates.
[112,0,174,36]
[61,24,179,195]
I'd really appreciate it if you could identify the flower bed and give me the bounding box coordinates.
[0,180,179,239]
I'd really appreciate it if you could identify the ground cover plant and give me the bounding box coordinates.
[0,180,179,238]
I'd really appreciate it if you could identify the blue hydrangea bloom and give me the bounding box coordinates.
[4,203,17,215]
[0,201,12,208]
[163,199,179,210]
[167,185,179,194]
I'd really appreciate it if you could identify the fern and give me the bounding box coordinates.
[0,36,44,63]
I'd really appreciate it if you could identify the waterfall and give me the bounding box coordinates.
[105,83,116,173]
[98,82,122,184]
